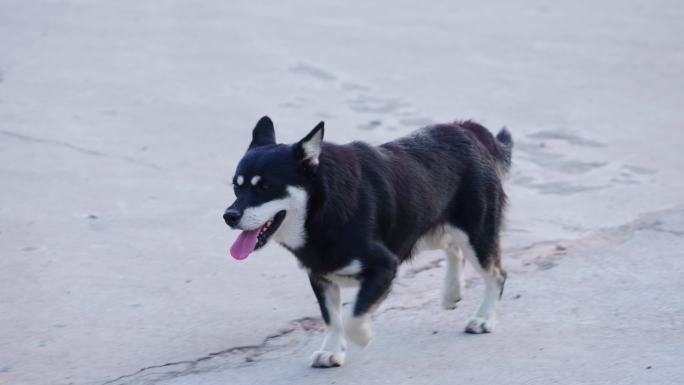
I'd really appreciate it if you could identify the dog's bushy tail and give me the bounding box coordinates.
[458,120,514,178]
[495,127,513,177]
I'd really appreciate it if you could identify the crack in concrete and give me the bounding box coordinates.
[375,305,422,316]
[100,317,323,385]
[0,130,161,169]
[100,206,684,385]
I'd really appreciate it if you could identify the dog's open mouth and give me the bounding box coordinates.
[230,210,286,260]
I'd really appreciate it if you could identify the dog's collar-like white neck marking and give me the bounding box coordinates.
[273,186,308,250]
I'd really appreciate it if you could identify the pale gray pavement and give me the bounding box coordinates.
[0,1,683,385]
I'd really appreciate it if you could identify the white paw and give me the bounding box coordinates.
[441,292,462,310]
[345,317,373,346]
[311,350,345,368]
[464,316,496,334]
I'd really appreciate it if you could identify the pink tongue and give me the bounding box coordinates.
[230,228,260,260]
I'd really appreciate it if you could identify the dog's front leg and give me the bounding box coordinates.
[346,243,398,347]
[309,275,346,367]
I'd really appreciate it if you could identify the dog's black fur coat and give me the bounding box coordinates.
[227,117,512,322]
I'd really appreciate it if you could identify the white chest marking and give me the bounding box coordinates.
[333,260,362,275]
[325,260,362,287]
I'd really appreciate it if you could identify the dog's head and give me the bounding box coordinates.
[223,116,323,260]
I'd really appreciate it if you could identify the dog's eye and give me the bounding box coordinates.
[258,181,270,191]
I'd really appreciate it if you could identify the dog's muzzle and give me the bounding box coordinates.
[223,208,242,228]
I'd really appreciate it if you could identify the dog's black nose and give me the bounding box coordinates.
[223,209,242,227]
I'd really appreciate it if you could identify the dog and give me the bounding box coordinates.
[223,116,512,368]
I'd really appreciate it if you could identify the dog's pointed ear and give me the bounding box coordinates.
[248,116,276,150]
[294,121,324,167]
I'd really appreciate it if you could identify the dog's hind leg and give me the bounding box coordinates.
[345,242,398,346]
[442,245,465,310]
[464,256,505,334]
[309,276,346,367]
[449,227,506,333]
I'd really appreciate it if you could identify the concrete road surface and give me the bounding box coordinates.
[1,1,682,385]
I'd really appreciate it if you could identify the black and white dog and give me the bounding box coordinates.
[223,116,512,368]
